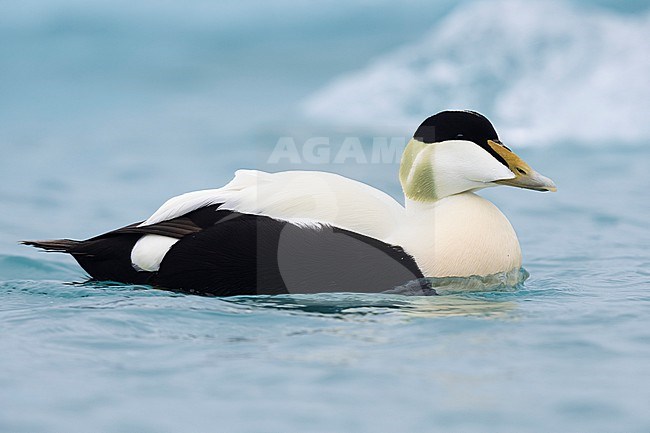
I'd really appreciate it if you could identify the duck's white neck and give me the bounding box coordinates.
[404,196,441,214]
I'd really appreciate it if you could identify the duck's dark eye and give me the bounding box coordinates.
[516,167,527,175]
[456,133,464,138]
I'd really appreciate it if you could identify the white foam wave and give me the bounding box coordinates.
[303,0,650,144]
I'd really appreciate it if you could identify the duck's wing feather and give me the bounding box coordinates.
[114,205,222,239]
[141,170,404,240]
[153,210,429,296]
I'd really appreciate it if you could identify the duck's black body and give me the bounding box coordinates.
[24,205,431,296]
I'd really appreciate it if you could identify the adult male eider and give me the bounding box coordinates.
[23,110,556,296]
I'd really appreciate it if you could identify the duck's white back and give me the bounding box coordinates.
[142,170,404,239]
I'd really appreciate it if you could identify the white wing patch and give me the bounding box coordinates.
[131,234,180,272]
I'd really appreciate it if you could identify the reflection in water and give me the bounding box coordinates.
[398,295,516,318]
[225,293,516,319]
[223,268,528,319]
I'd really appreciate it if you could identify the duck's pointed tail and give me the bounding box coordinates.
[21,239,81,253]
[21,237,153,284]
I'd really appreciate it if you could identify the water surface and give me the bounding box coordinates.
[1,1,649,432]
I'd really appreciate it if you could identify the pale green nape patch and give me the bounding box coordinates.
[399,138,438,202]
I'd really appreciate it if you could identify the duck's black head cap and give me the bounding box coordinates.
[413,110,507,166]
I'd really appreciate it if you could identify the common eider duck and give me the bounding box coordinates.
[23,110,556,296]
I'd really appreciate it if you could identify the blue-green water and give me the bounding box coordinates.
[2,1,650,432]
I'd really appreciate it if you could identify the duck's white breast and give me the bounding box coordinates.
[389,192,522,278]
